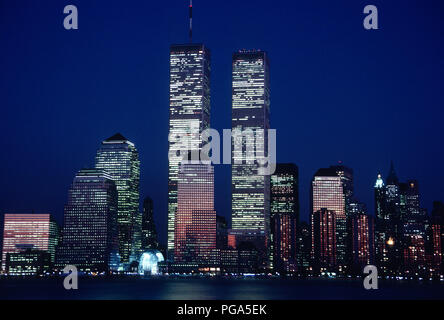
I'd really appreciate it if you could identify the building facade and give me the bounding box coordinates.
[141,196,158,250]
[231,50,271,266]
[311,208,337,272]
[174,163,216,265]
[311,166,351,273]
[56,169,119,272]
[270,163,299,273]
[349,211,374,273]
[95,133,140,265]
[168,44,211,260]
[6,249,51,276]
[2,213,58,271]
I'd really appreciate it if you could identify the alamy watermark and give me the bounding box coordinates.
[363,5,378,30]
[363,265,378,290]
[169,125,277,175]
[63,265,78,290]
[63,5,78,30]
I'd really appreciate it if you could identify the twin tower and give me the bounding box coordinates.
[167,44,271,263]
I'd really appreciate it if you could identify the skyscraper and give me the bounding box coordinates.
[374,173,386,219]
[168,44,211,260]
[349,209,374,273]
[405,180,420,219]
[374,163,402,275]
[426,224,442,275]
[141,196,158,251]
[399,180,427,274]
[297,221,311,275]
[95,133,140,265]
[311,165,352,273]
[270,163,299,273]
[56,169,119,272]
[2,214,58,271]
[311,208,336,271]
[174,162,216,265]
[425,207,442,276]
[231,50,271,265]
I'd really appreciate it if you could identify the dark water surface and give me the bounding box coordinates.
[0,277,443,300]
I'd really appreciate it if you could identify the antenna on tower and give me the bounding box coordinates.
[189,0,193,43]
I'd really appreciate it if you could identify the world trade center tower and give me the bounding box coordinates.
[230,50,271,263]
[168,44,211,260]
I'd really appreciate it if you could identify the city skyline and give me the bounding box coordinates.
[1,0,444,249]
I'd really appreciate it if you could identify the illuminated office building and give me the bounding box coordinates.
[95,133,140,264]
[405,180,420,219]
[399,180,427,273]
[141,196,158,250]
[168,44,211,260]
[270,163,299,273]
[374,172,391,274]
[56,169,119,272]
[174,163,216,265]
[2,213,58,271]
[374,163,403,275]
[349,211,374,273]
[403,235,425,271]
[374,173,386,219]
[426,201,444,275]
[311,166,352,272]
[297,221,311,274]
[427,222,442,275]
[231,50,271,263]
[6,249,51,276]
[331,165,354,213]
[311,208,336,271]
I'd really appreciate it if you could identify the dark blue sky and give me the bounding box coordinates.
[1,0,443,245]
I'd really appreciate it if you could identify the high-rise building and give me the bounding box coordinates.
[405,180,420,219]
[427,201,444,275]
[174,163,216,265]
[141,196,158,250]
[399,180,427,274]
[95,133,140,265]
[403,235,425,273]
[349,210,374,273]
[331,164,354,213]
[385,162,401,224]
[296,221,311,275]
[311,208,336,271]
[311,165,352,273]
[270,163,299,273]
[231,50,271,265]
[168,44,211,260]
[56,169,119,272]
[425,221,442,276]
[2,214,58,271]
[374,173,386,219]
[374,163,403,275]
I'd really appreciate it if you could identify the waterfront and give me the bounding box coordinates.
[0,277,443,300]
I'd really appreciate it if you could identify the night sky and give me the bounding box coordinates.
[1,0,443,246]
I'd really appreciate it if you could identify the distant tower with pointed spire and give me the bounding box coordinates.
[386,160,399,186]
